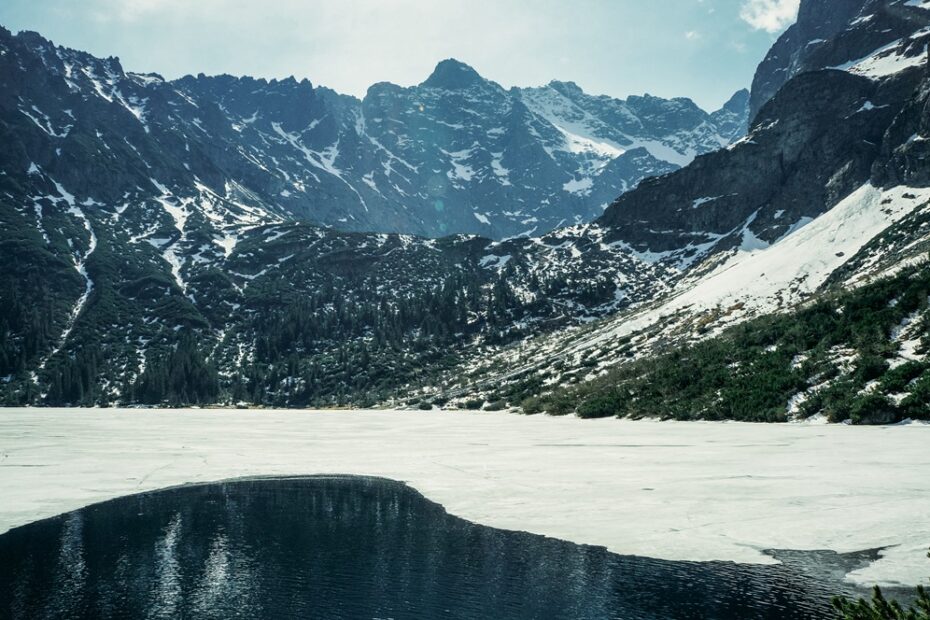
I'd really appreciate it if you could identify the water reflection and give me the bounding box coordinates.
[0,476,881,619]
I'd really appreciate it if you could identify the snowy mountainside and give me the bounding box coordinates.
[0,165,679,407]
[428,172,930,421]
[517,83,748,169]
[440,183,930,404]
[512,82,747,208]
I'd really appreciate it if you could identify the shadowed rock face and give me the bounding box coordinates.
[712,89,751,138]
[748,0,926,123]
[596,0,930,265]
[596,70,910,257]
[873,67,930,188]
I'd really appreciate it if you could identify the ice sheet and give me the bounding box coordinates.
[0,409,927,588]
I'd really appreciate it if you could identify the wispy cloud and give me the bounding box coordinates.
[95,0,194,22]
[739,0,799,33]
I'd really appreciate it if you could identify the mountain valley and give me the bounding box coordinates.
[2,0,930,424]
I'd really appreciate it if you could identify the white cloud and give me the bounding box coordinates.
[96,0,194,22]
[739,0,800,33]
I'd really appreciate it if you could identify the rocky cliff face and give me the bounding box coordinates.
[595,0,930,270]
[748,0,928,121]
[598,71,898,260]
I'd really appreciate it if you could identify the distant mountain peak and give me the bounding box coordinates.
[421,58,484,89]
[547,80,583,93]
[718,88,750,114]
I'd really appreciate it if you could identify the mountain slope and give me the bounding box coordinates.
[441,183,930,415]
[524,261,930,424]
[4,0,930,416]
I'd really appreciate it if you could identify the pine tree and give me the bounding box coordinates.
[833,550,930,619]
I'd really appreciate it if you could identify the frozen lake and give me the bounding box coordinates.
[0,408,928,590]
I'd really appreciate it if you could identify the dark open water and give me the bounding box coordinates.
[0,476,882,619]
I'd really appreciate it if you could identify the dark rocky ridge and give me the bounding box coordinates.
[599,70,900,255]
[596,0,930,266]
[749,0,926,121]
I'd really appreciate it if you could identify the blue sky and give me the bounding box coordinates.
[0,0,799,111]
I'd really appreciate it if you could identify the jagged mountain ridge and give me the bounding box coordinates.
[0,27,748,240]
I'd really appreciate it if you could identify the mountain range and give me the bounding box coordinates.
[2,0,930,423]
[0,31,748,241]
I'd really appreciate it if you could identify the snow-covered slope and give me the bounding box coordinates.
[446,182,930,398]
[661,184,930,322]
[838,26,930,78]
[516,82,746,170]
